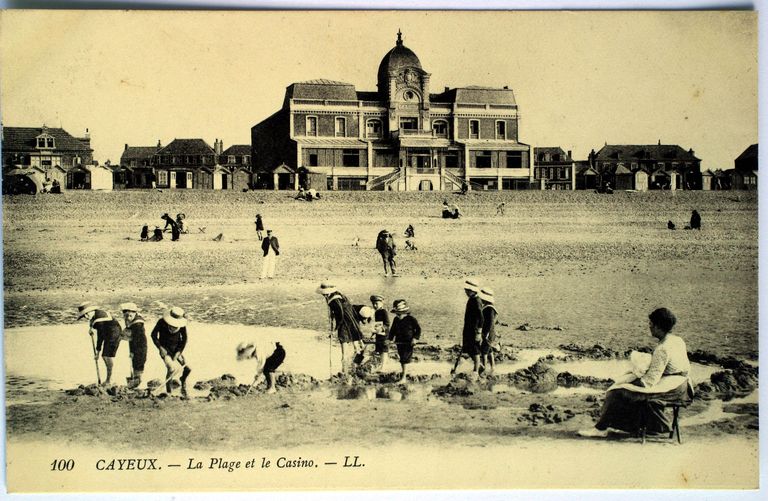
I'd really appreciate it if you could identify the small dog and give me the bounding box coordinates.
[405,239,418,251]
[351,236,359,247]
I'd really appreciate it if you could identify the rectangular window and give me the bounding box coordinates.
[476,151,492,168]
[243,155,250,164]
[506,151,523,169]
[228,155,236,164]
[469,120,480,139]
[157,170,168,186]
[37,138,46,148]
[495,121,506,139]
[306,116,318,136]
[46,137,54,148]
[130,159,136,167]
[308,153,318,167]
[433,121,447,137]
[400,117,418,130]
[335,117,346,137]
[445,152,459,168]
[342,150,360,167]
[366,120,382,138]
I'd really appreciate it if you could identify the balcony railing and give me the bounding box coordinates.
[393,129,449,140]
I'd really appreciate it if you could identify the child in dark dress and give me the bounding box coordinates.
[387,299,421,382]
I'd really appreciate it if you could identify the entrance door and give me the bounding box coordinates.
[419,180,433,191]
[186,172,193,188]
[213,172,222,190]
[221,173,228,190]
[170,171,177,188]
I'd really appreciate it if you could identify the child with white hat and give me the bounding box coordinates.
[150,306,192,397]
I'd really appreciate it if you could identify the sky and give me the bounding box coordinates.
[0,10,758,170]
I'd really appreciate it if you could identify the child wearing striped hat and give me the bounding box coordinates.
[451,278,484,379]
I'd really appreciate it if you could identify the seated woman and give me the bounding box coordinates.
[578,307,693,438]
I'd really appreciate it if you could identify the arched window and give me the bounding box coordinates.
[366,119,382,138]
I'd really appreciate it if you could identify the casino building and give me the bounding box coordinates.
[251,31,531,191]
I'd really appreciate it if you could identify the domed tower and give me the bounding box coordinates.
[377,30,431,133]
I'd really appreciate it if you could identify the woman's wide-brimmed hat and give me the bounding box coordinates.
[163,306,187,328]
[479,288,495,303]
[463,278,481,292]
[120,302,139,313]
[315,282,337,295]
[391,299,410,314]
[77,302,99,319]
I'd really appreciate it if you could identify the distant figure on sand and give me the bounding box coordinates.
[120,302,147,388]
[375,229,397,276]
[151,307,192,397]
[578,308,693,438]
[442,201,461,219]
[151,226,163,241]
[316,282,364,373]
[255,214,264,241]
[451,279,484,379]
[162,213,180,241]
[388,299,421,382]
[689,210,701,230]
[176,213,189,234]
[404,224,415,238]
[461,181,469,195]
[77,303,122,385]
[667,221,676,230]
[140,224,149,241]
[405,239,418,251]
[496,202,506,216]
[261,229,280,279]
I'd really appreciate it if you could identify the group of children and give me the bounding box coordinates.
[315,283,422,382]
[315,279,500,383]
[77,302,192,397]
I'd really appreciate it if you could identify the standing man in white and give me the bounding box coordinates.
[261,229,280,279]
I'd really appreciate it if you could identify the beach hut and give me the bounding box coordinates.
[701,170,714,191]
[576,166,599,190]
[613,165,634,190]
[633,169,649,191]
[2,168,45,194]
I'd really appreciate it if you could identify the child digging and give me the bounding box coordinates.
[387,299,421,383]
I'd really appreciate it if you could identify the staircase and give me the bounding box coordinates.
[366,168,403,190]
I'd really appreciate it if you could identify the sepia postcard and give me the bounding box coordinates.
[0,9,759,495]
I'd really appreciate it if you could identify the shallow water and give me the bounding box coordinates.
[683,390,759,427]
[2,323,738,396]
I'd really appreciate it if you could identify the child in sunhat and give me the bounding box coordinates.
[150,306,192,397]
[316,282,364,373]
[237,341,286,394]
[479,288,499,375]
[77,302,122,385]
[387,299,421,383]
[120,302,147,388]
[451,278,484,379]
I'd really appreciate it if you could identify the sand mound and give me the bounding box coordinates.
[695,365,759,400]
[518,403,576,426]
[556,371,613,389]
[559,343,620,359]
[506,360,559,393]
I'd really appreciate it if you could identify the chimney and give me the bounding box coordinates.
[567,150,572,159]
[503,85,509,90]
[125,144,128,151]
[658,139,661,145]
[444,86,449,93]
[85,128,90,139]
[157,139,161,147]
